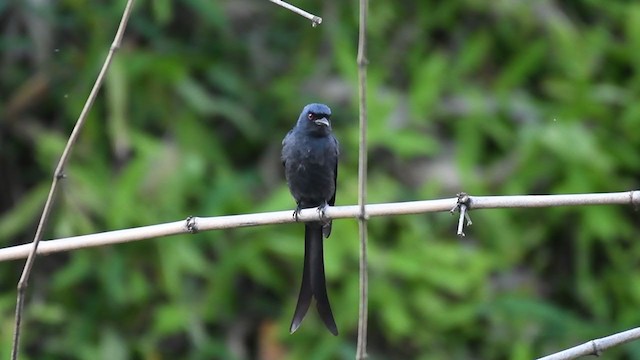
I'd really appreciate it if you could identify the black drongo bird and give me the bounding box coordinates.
[282,103,339,335]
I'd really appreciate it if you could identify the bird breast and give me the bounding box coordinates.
[284,137,336,206]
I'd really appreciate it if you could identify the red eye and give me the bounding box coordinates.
[307,113,314,120]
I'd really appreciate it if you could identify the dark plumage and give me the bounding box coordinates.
[281,103,339,335]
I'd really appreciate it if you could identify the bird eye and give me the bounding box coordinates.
[307,113,315,120]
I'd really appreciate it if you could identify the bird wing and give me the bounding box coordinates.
[281,130,294,168]
[328,135,339,207]
[323,136,338,238]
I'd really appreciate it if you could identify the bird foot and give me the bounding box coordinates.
[292,206,302,222]
[316,203,330,225]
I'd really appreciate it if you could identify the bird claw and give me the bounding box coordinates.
[317,203,330,225]
[293,206,302,222]
[292,204,330,224]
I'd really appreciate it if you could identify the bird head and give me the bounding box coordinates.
[297,103,332,135]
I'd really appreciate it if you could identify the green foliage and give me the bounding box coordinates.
[1,0,640,358]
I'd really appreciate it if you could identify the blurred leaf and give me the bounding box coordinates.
[154,304,190,334]
[0,184,48,243]
[176,78,259,140]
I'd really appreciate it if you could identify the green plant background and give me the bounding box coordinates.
[1,0,640,359]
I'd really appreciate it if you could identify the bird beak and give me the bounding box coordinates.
[314,118,330,127]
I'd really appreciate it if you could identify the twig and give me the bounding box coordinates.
[450,192,473,237]
[0,191,638,263]
[10,0,136,358]
[456,204,468,236]
[268,0,322,27]
[537,327,640,360]
[355,0,369,358]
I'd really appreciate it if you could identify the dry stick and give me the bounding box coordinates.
[9,0,136,358]
[537,327,640,360]
[355,0,369,358]
[0,191,638,263]
[268,0,322,26]
[451,193,473,236]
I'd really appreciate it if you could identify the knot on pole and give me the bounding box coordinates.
[451,192,473,237]
[186,216,199,234]
[631,190,640,211]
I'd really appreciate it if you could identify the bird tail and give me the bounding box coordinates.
[290,223,338,335]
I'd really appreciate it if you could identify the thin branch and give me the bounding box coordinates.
[456,203,468,236]
[355,0,369,358]
[268,0,322,26]
[537,327,640,360]
[451,192,472,237]
[1,191,637,263]
[10,0,136,358]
